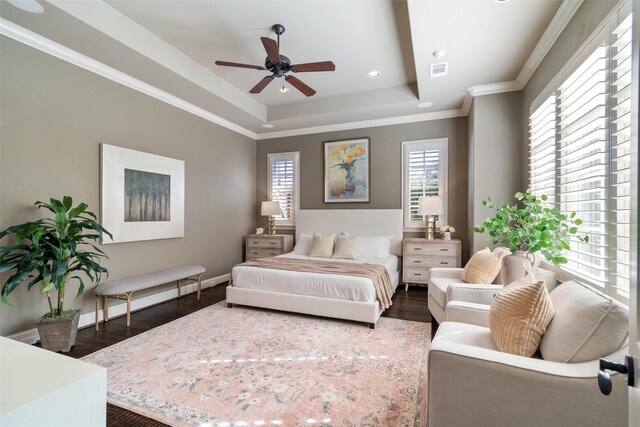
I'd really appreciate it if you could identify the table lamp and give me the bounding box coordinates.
[261,201,281,235]
[419,196,443,240]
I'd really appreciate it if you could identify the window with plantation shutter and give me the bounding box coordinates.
[610,13,632,300]
[528,95,556,200]
[402,139,448,228]
[526,3,632,303]
[267,152,299,227]
[557,45,608,283]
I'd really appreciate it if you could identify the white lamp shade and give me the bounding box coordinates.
[261,201,281,216]
[418,196,444,215]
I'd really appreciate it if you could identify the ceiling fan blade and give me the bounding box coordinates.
[285,75,316,97]
[249,76,275,94]
[215,60,264,70]
[291,61,336,73]
[261,37,280,64]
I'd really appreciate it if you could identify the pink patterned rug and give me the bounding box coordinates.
[83,302,430,426]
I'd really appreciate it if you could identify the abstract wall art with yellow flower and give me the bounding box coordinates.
[324,138,370,203]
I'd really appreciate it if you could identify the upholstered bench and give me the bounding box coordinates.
[94,265,205,331]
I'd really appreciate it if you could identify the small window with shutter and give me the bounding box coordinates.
[267,152,299,227]
[402,139,448,229]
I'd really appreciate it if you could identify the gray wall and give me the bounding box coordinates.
[0,38,256,336]
[256,118,470,259]
[468,91,524,253]
[521,0,618,187]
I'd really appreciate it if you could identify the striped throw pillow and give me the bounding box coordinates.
[461,248,505,284]
[489,273,555,357]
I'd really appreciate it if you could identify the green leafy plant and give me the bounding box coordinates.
[0,196,111,319]
[472,189,588,264]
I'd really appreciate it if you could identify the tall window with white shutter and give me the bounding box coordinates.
[402,139,448,229]
[267,152,300,227]
[527,4,632,303]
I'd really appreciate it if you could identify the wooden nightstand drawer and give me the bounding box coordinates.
[247,248,283,259]
[247,237,282,248]
[404,268,430,281]
[404,242,458,256]
[423,257,458,268]
[405,256,430,267]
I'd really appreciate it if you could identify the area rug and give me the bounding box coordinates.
[83,302,430,427]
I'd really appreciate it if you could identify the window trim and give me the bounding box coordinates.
[267,151,300,229]
[401,138,448,231]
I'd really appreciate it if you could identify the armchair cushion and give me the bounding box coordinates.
[540,280,629,363]
[489,273,555,357]
[461,248,505,284]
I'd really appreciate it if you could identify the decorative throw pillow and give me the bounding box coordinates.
[293,233,314,255]
[356,235,392,258]
[489,273,555,357]
[309,233,335,258]
[461,248,505,284]
[332,235,359,259]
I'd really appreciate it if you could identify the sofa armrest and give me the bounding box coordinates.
[446,283,503,305]
[428,268,463,280]
[428,322,628,426]
[445,301,490,327]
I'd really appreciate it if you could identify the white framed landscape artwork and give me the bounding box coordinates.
[324,137,370,203]
[100,144,185,243]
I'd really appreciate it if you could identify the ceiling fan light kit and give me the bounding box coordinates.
[215,24,335,97]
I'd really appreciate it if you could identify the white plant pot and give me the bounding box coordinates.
[502,251,535,284]
[442,232,451,240]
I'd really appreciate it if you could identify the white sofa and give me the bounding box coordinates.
[427,267,557,324]
[427,280,629,427]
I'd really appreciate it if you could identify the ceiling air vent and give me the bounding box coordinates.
[430,62,448,78]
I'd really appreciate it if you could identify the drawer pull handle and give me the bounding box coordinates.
[440,248,449,251]
[413,260,421,263]
[270,242,277,245]
[440,262,448,265]
[415,273,422,276]
[414,247,422,250]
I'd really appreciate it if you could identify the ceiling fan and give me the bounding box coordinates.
[215,24,335,97]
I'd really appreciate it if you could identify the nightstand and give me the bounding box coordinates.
[402,238,461,291]
[245,234,294,261]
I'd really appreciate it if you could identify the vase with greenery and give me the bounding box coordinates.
[0,196,111,351]
[473,189,587,282]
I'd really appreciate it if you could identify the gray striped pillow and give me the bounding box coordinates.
[489,273,555,357]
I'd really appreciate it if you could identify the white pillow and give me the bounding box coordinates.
[332,235,359,259]
[309,233,335,258]
[356,235,392,259]
[293,233,314,255]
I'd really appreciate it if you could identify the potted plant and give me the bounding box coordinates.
[473,189,587,283]
[440,225,456,240]
[0,196,111,352]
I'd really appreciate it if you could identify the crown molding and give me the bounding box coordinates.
[0,18,257,139]
[256,109,465,140]
[516,0,584,87]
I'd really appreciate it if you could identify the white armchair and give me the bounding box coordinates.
[427,267,557,323]
[427,281,629,427]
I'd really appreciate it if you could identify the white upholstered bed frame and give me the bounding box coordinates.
[226,209,403,328]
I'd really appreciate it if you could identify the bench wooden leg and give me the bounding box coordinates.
[197,274,202,301]
[104,296,109,322]
[177,280,182,298]
[95,295,99,331]
[126,293,132,327]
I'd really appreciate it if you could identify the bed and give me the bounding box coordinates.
[226,209,403,328]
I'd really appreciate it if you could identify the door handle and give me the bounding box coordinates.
[598,355,635,395]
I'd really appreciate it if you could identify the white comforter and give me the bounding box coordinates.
[232,253,399,303]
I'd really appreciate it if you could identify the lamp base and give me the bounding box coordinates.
[425,216,436,240]
[267,217,276,235]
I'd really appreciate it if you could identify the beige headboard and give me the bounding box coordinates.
[296,209,404,256]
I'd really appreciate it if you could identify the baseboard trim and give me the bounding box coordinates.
[5,273,230,345]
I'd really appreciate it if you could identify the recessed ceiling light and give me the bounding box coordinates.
[367,71,382,78]
[494,0,510,3]
[433,49,447,59]
[261,123,275,129]
[279,86,290,94]
[6,0,44,13]
[417,101,434,109]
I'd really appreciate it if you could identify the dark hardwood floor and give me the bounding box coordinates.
[65,283,432,426]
